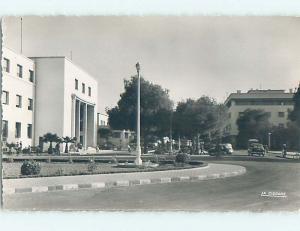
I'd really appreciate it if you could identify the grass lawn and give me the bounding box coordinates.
[3,161,203,179]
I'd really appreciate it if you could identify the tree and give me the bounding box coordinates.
[174,96,227,153]
[107,76,173,151]
[236,109,271,149]
[6,142,16,154]
[289,84,300,126]
[62,136,77,153]
[42,133,60,154]
[288,83,300,150]
[270,124,300,151]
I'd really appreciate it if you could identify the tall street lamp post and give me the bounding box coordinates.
[170,110,173,154]
[135,62,142,165]
[268,132,272,151]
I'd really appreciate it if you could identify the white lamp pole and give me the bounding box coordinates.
[268,132,272,150]
[135,62,142,165]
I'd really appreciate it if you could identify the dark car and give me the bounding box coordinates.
[248,143,265,156]
[208,144,231,156]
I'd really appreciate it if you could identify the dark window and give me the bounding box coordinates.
[29,70,34,82]
[17,64,23,78]
[75,79,78,90]
[278,112,285,118]
[15,122,21,138]
[2,120,8,138]
[82,83,85,94]
[16,95,22,108]
[27,124,32,138]
[88,87,91,96]
[2,91,9,105]
[3,58,10,72]
[112,132,120,138]
[28,98,33,110]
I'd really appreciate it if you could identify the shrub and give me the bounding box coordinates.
[175,153,190,163]
[22,148,31,154]
[55,168,64,176]
[151,154,159,164]
[21,160,41,175]
[111,156,118,164]
[87,162,97,173]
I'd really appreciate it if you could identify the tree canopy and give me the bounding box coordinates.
[289,84,300,126]
[236,109,271,148]
[107,76,173,149]
[174,96,227,140]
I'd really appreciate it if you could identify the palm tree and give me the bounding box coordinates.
[63,136,77,153]
[6,142,16,154]
[43,133,59,154]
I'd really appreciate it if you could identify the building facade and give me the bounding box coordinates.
[97,113,108,127]
[224,89,294,137]
[2,47,35,147]
[2,47,98,150]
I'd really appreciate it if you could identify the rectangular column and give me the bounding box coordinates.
[75,100,80,141]
[84,103,88,149]
[87,105,96,147]
[71,96,76,137]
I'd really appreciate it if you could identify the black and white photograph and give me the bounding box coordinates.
[0,14,300,214]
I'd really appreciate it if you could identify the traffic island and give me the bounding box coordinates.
[3,163,246,195]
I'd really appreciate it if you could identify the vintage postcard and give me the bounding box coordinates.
[0,15,299,215]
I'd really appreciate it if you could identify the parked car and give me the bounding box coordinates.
[208,144,232,156]
[248,143,265,156]
[223,143,233,154]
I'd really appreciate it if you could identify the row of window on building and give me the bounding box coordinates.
[2,91,33,110]
[2,121,32,140]
[228,111,287,119]
[234,100,293,106]
[75,79,92,96]
[3,57,34,82]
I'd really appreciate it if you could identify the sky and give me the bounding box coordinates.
[3,16,300,113]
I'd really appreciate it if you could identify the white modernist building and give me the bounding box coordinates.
[2,47,35,147]
[2,47,98,150]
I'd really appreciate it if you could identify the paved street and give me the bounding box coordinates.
[4,160,300,211]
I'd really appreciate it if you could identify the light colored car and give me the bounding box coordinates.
[223,143,234,154]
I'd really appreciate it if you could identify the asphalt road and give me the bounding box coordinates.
[4,160,300,212]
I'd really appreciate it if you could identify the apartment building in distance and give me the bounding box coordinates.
[223,89,294,139]
[2,47,98,150]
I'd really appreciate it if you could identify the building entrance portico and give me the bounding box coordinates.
[72,94,96,149]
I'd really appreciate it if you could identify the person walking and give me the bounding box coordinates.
[282,144,287,158]
[55,142,60,155]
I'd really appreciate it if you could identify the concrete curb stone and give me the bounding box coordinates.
[4,165,247,195]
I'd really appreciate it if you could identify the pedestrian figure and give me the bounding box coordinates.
[55,142,60,155]
[16,142,20,154]
[282,144,287,158]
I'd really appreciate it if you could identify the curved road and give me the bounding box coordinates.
[4,160,300,211]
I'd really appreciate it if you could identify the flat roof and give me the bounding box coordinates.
[30,56,97,81]
[3,46,35,63]
[224,90,294,105]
